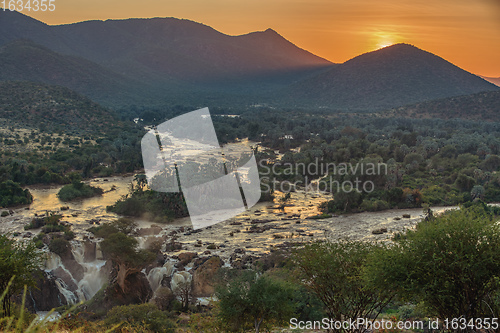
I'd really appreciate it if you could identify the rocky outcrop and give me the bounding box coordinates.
[14,270,68,312]
[176,252,197,267]
[192,256,223,297]
[83,240,96,262]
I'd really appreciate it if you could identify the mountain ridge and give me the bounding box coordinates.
[284,43,498,111]
[0,11,498,111]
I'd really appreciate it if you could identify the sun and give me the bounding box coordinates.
[376,39,394,49]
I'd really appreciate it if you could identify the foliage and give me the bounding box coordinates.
[293,239,394,332]
[57,181,103,202]
[0,181,32,208]
[0,235,40,317]
[88,218,137,238]
[106,190,188,222]
[100,232,156,293]
[215,271,296,333]
[365,204,500,320]
[48,238,71,257]
[104,303,175,333]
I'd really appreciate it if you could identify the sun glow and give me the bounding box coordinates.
[377,40,394,49]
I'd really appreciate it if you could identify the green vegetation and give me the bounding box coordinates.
[57,179,103,202]
[91,218,156,293]
[216,271,295,333]
[104,303,175,333]
[293,239,394,324]
[366,204,500,320]
[0,180,32,208]
[0,235,40,317]
[106,175,188,222]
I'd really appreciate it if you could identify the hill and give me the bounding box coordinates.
[0,11,331,82]
[382,90,500,122]
[0,81,119,132]
[0,11,498,111]
[285,44,499,111]
[0,39,166,107]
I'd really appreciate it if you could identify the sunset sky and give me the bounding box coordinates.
[20,0,500,77]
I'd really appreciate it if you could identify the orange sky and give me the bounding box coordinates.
[13,0,500,77]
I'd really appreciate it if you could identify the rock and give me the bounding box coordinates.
[207,244,217,250]
[52,267,78,292]
[234,248,245,254]
[14,270,68,312]
[62,258,85,281]
[372,228,388,235]
[177,252,197,266]
[402,214,411,218]
[192,256,223,297]
[83,240,96,262]
[165,240,182,252]
[136,226,163,236]
[23,232,33,238]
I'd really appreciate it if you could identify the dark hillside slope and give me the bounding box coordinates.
[286,44,499,111]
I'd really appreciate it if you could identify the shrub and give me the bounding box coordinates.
[365,205,500,320]
[293,239,394,331]
[48,238,71,257]
[57,182,103,202]
[104,303,175,333]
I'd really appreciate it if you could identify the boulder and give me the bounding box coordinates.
[192,256,223,297]
[136,226,163,236]
[177,252,197,266]
[83,240,96,262]
[14,271,68,312]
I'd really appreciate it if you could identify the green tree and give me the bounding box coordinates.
[100,232,155,293]
[293,240,393,332]
[0,235,40,316]
[365,205,500,321]
[216,272,295,333]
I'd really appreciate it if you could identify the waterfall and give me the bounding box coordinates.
[147,261,175,293]
[42,242,109,304]
[54,279,78,304]
[77,260,106,300]
[171,271,192,293]
[71,242,107,301]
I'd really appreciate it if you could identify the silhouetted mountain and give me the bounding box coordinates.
[0,81,119,132]
[285,44,499,111]
[0,11,330,82]
[0,11,498,111]
[481,76,500,87]
[0,39,164,106]
[384,90,500,122]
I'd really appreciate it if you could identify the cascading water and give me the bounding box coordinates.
[42,241,108,304]
[171,271,192,293]
[147,261,175,293]
[71,242,107,301]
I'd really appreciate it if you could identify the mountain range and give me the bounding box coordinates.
[0,10,498,111]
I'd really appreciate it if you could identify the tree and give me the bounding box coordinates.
[365,205,500,322]
[0,235,40,316]
[216,272,295,333]
[100,232,155,293]
[293,240,393,333]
